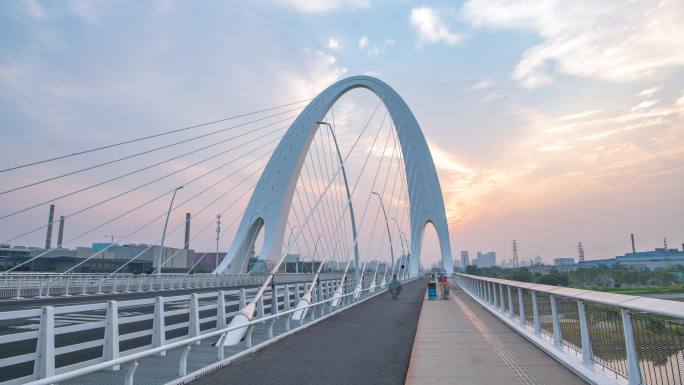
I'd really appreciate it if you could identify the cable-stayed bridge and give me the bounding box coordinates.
[0,76,682,385]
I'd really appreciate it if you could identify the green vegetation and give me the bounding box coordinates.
[464,264,684,292]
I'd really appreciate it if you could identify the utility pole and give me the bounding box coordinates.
[578,242,585,263]
[512,240,519,268]
[215,214,221,271]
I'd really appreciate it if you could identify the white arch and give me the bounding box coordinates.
[215,75,453,277]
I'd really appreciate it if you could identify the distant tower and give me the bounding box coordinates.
[512,240,519,268]
[184,213,191,250]
[578,242,585,263]
[630,233,636,253]
[664,238,668,251]
[57,216,65,248]
[45,204,55,249]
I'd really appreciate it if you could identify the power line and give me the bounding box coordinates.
[0,98,311,173]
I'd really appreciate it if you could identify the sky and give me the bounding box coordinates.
[1,0,683,267]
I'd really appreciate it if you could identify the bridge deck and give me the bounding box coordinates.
[190,278,427,385]
[405,286,587,385]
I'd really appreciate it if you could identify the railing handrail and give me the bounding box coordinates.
[22,279,396,385]
[456,272,684,319]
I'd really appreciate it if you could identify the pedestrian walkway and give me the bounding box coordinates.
[191,279,427,385]
[405,286,587,385]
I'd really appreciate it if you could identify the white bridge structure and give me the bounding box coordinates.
[1,76,682,385]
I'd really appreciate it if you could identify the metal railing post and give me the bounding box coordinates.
[124,361,139,385]
[531,291,541,336]
[620,308,642,385]
[550,294,562,348]
[272,285,279,315]
[189,293,200,343]
[104,300,120,370]
[283,285,291,311]
[14,277,23,300]
[499,284,505,312]
[492,283,498,308]
[33,306,55,380]
[178,345,191,376]
[152,296,166,356]
[257,296,264,319]
[239,288,247,309]
[217,291,227,330]
[577,300,592,365]
[507,286,514,318]
[518,288,525,326]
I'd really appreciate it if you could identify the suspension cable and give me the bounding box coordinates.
[0,99,311,173]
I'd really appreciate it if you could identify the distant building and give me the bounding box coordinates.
[190,252,227,273]
[554,258,575,266]
[474,251,496,268]
[460,250,469,268]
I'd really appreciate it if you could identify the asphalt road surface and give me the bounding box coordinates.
[191,278,427,385]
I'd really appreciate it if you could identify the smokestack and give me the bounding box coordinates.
[57,216,65,248]
[45,204,55,249]
[630,233,636,253]
[184,213,191,250]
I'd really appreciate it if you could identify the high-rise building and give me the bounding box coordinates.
[460,250,469,268]
[474,251,496,268]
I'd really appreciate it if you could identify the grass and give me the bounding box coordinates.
[580,285,684,295]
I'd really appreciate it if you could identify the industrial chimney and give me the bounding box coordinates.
[57,216,65,248]
[630,233,636,253]
[45,204,55,249]
[184,213,191,250]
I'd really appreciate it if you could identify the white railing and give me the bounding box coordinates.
[0,272,344,299]
[456,273,684,385]
[10,275,409,385]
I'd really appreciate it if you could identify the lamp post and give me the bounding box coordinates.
[317,121,361,282]
[157,186,183,275]
[371,192,395,273]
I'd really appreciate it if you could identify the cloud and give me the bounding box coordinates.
[469,80,492,90]
[637,85,661,97]
[25,0,47,20]
[631,100,658,111]
[358,36,369,49]
[278,0,370,13]
[357,36,395,56]
[410,6,464,46]
[462,0,684,87]
[327,37,340,51]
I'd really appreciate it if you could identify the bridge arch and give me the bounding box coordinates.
[215,75,453,277]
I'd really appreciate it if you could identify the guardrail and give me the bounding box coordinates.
[0,272,345,299]
[0,275,380,385]
[11,275,409,385]
[455,273,684,385]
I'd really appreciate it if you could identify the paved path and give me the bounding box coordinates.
[405,286,587,385]
[192,279,427,385]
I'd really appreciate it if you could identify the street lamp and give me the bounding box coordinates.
[157,186,183,275]
[371,192,395,273]
[317,121,361,282]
